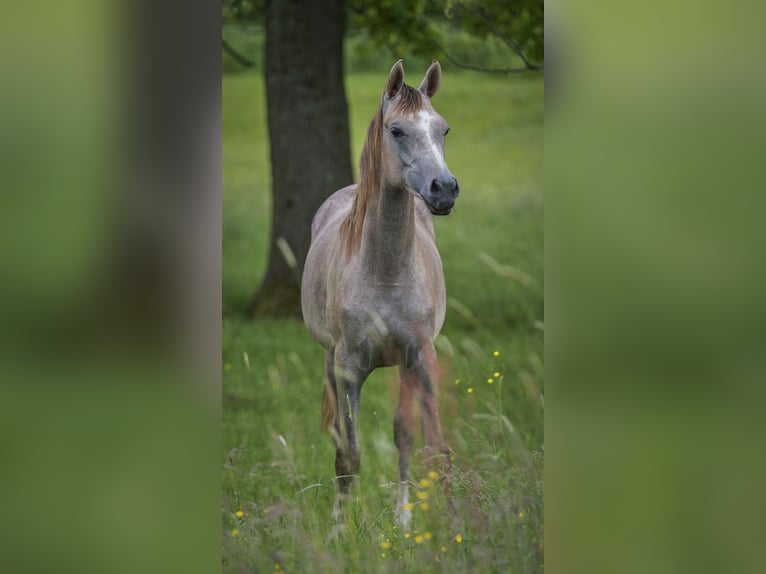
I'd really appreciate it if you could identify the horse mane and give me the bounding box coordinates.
[340,85,425,257]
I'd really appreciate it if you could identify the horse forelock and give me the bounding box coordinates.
[340,86,425,257]
[391,85,426,115]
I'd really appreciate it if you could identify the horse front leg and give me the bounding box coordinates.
[415,342,459,525]
[330,348,367,520]
[394,343,451,527]
[394,366,416,527]
[413,342,450,467]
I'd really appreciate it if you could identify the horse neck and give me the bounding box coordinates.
[361,179,417,281]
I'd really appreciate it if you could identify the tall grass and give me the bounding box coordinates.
[223,66,543,572]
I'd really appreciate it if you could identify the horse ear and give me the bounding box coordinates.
[385,59,405,99]
[418,60,441,98]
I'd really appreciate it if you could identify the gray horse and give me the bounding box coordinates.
[301,60,460,526]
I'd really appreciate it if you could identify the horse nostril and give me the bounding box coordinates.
[431,177,459,198]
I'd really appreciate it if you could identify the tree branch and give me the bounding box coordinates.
[222,38,256,68]
[433,41,542,75]
[473,6,543,71]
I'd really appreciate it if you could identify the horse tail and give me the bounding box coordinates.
[321,378,335,432]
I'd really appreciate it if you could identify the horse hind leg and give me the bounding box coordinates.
[320,351,343,519]
[321,350,336,433]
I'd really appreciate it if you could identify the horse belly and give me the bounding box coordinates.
[301,231,340,350]
[301,186,357,350]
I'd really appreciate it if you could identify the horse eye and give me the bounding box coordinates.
[390,127,405,139]
[444,128,450,137]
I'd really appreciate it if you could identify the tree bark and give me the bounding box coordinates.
[252,0,353,317]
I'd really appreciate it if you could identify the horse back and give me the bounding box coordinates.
[310,184,357,240]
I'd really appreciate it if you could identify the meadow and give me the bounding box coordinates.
[222,65,544,573]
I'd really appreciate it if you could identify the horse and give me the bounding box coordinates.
[301,59,460,527]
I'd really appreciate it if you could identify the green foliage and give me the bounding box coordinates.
[222,1,544,71]
[444,0,544,64]
[223,68,543,572]
[348,0,543,70]
[344,20,519,74]
[222,0,264,25]
[347,0,438,57]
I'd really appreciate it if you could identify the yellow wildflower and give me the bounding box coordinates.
[416,491,428,500]
[454,533,463,543]
[424,532,433,540]
[235,510,244,518]
[440,545,447,552]
[493,372,500,378]
[428,470,439,480]
[380,553,386,558]
[380,540,391,550]
[467,387,474,393]
[487,378,494,384]
[415,535,424,544]
[420,502,430,511]
[404,533,411,539]
[493,350,500,356]
[518,511,524,519]
[418,478,431,488]
[231,528,239,537]
[454,378,461,385]
[404,502,414,511]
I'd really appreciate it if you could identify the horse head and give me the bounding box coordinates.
[380,60,460,215]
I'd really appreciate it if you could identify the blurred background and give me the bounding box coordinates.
[3,0,766,573]
[0,1,221,572]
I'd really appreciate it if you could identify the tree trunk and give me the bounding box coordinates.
[252,0,353,317]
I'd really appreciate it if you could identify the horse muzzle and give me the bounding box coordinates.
[423,176,459,215]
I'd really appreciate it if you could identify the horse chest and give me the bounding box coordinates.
[338,285,434,366]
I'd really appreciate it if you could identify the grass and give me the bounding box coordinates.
[222,66,543,573]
